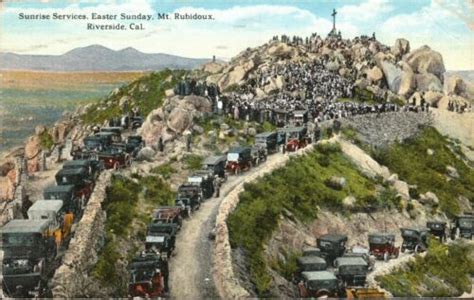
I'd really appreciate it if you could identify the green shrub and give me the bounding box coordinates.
[39,130,54,150]
[151,163,176,179]
[182,154,203,170]
[372,127,474,217]
[223,83,240,93]
[82,69,186,125]
[377,240,474,297]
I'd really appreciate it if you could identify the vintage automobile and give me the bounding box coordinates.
[97,128,122,143]
[255,132,279,154]
[27,200,74,242]
[145,222,178,258]
[225,147,253,175]
[279,126,309,152]
[273,108,290,127]
[0,219,56,297]
[251,144,268,166]
[295,256,327,283]
[128,250,168,298]
[334,256,369,287]
[400,228,429,253]
[62,159,103,180]
[201,155,227,181]
[290,110,309,126]
[187,170,215,199]
[368,232,399,261]
[450,214,474,240]
[97,147,131,169]
[126,135,145,157]
[152,207,183,231]
[55,167,93,202]
[83,134,112,151]
[297,271,341,298]
[317,234,348,266]
[43,184,81,215]
[427,221,447,242]
[176,184,202,216]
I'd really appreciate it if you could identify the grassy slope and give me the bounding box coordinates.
[91,174,175,295]
[373,127,474,217]
[227,143,398,295]
[82,69,186,125]
[377,240,474,297]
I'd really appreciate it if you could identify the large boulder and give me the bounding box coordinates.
[391,38,410,59]
[397,62,416,97]
[202,62,225,74]
[167,108,193,133]
[447,76,468,97]
[218,58,257,90]
[325,176,347,190]
[415,73,443,92]
[423,91,444,107]
[380,60,402,93]
[263,75,285,94]
[136,146,156,162]
[138,107,165,146]
[181,95,212,113]
[366,66,384,83]
[403,45,446,81]
[51,120,73,144]
[0,176,15,201]
[267,42,294,59]
[418,191,439,206]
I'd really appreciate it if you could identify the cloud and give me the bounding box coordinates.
[378,0,473,70]
[338,0,394,21]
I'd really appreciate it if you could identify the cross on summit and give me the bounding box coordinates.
[331,8,337,32]
[328,8,341,38]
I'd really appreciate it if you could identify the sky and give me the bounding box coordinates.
[0,0,472,70]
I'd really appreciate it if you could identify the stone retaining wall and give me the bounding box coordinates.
[212,145,315,298]
[51,170,112,298]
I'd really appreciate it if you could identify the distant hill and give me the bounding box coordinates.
[0,45,212,71]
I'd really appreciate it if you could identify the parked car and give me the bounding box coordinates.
[152,206,183,231]
[279,126,309,152]
[290,110,308,126]
[400,228,429,253]
[427,221,447,242]
[368,232,399,261]
[334,256,368,287]
[145,222,178,258]
[317,234,348,266]
[176,184,202,216]
[97,148,131,169]
[295,256,327,283]
[450,214,474,240]
[62,159,103,180]
[251,144,267,166]
[297,271,341,298]
[0,219,56,297]
[128,250,168,298]
[201,155,227,181]
[187,170,215,199]
[225,147,253,175]
[55,167,93,203]
[43,184,81,216]
[255,132,279,154]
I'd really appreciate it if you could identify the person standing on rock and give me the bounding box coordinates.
[186,132,192,152]
[158,136,164,152]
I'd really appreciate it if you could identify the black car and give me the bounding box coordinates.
[201,155,227,180]
[400,228,428,253]
[427,221,447,242]
[317,234,348,266]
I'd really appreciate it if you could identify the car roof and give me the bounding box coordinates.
[228,147,251,154]
[369,232,395,238]
[297,256,326,265]
[95,132,115,136]
[1,219,50,234]
[279,126,306,133]
[44,184,75,193]
[401,227,429,233]
[318,233,348,243]
[202,155,227,165]
[28,200,63,213]
[335,256,368,267]
[302,271,336,281]
[63,160,90,168]
[255,132,276,138]
[56,167,87,176]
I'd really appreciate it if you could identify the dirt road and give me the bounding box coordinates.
[168,150,292,298]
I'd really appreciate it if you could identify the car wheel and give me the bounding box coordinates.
[383,252,389,262]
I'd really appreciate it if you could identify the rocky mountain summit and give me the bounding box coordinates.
[204,35,472,109]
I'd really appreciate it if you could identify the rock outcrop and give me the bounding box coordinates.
[403,45,446,82]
